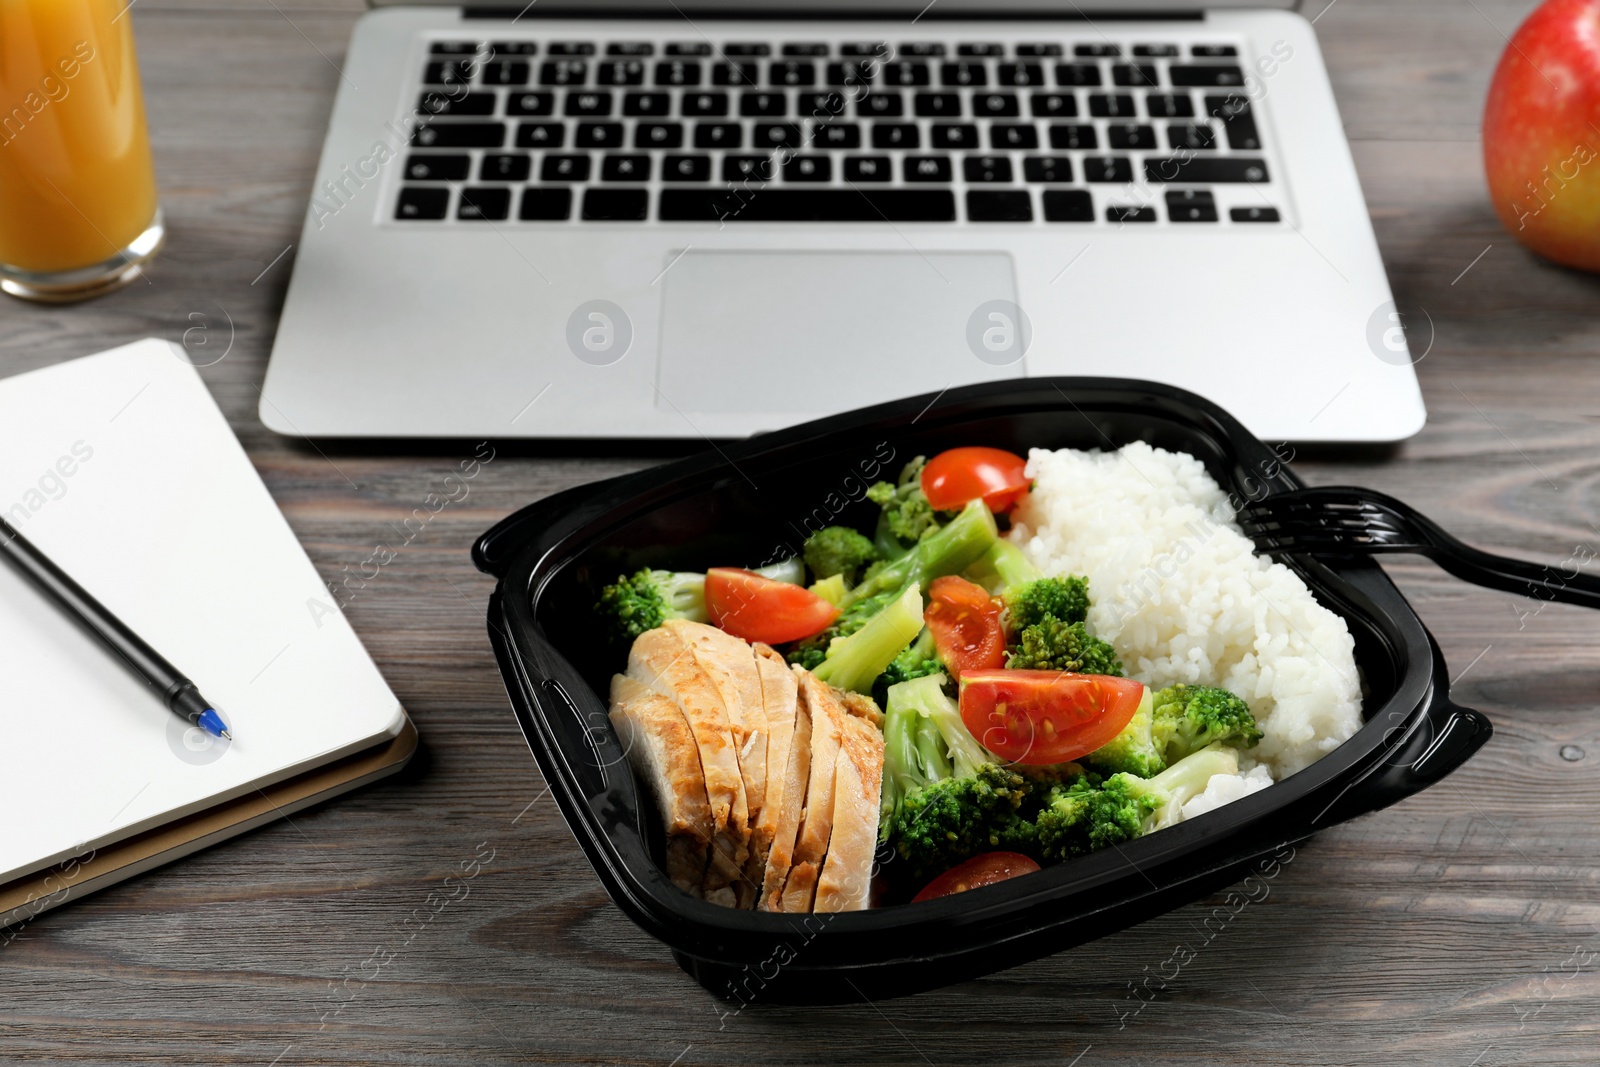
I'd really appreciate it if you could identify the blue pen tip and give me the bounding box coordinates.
[197,708,231,739]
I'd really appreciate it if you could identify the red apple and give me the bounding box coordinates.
[1482,0,1600,271]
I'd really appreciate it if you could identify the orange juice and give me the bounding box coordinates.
[0,0,159,289]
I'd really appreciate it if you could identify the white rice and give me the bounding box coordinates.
[1009,441,1364,785]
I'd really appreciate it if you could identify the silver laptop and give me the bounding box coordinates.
[262,0,1426,443]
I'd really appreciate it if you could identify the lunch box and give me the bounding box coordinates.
[472,378,1493,1004]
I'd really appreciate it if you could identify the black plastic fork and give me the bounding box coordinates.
[1235,486,1600,611]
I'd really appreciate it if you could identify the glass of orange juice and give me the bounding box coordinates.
[0,0,162,302]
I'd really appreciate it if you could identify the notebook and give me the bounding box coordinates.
[0,339,407,887]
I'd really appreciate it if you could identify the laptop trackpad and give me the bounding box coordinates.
[657,251,1024,415]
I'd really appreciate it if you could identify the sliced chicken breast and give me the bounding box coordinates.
[627,625,750,906]
[668,619,767,908]
[608,674,711,896]
[780,669,848,913]
[755,646,806,911]
[815,695,886,913]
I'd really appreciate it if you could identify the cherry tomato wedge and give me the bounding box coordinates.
[921,446,1031,513]
[912,851,1042,903]
[959,670,1147,766]
[705,568,838,645]
[924,575,1006,677]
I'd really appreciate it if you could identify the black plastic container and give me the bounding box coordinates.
[472,378,1492,1003]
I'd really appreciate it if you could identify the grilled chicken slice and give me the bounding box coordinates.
[754,646,805,911]
[780,668,849,913]
[668,620,768,908]
[608,675,711,896]
[627,625,750,906]
[814,694,886,913]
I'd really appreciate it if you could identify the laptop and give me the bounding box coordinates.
[262,0,1425,443]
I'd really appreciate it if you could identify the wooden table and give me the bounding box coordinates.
[5,1,1598,1063]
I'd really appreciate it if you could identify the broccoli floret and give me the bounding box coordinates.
[1082,685,1163,778]
[1111,743,1242,831]
[812,583,925,694]
[1150,684,1263,764]
[876,629,943,694]
[1005,617,1123,675]
[802,526,879,584]
[847,499,999,607]
[867,456,939,550]
[880,674,1032,880]
[785,589,895,669]
[595,568,706,644]
[1005,575,1090,630]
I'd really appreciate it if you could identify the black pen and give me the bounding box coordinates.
[0,516,232,739]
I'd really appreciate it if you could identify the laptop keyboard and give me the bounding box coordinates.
[394,37,1281,225]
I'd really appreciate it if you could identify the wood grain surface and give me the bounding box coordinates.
[4,1,1599,1064]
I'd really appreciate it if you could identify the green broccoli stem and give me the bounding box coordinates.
[846,499,999,607]
[889,673,989,779]
[813,582,925,693]
[1118,743,1240,828]
[914,709,952,780]
[965,538,1042,595]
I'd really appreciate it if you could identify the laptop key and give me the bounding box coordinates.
[1111,63,1158,87]
[712,62,758,86]
[840,43,888,56]
[597,61,645,85]
[1054,63,1102,87]
[395,187,449,220]
[1231,205,1280,222]
[844,155,891,181]
[883,62,931,86]
[1166,189,1219,222]
[417,91,495,117]
[430,42,479,55]
[1143,157,1268,182]
[958,43,1004,57]
[1076,43,1121,57]
[635,122,684,148]
[1170,64,1246,87]
[1031,92,1077,118]
[770,61,816,86]
[623,91,670,116]
[941,62,987,87]
[783,155,832,181]
[667,42,712,56]
[549,43,597,56]
[901,43,946,57]
[1089,93,1135,117]
[974,92,1020,117]
[1206,94,1262,149]
[963,156,1014,183]
[600,154,651,181]
[482,60,530,86]
[663,154,712,181]
[514,122,563,148]
[1146,93,1195,118]
[541,154,591,181]
[723,44,772,57]
[1023,156,1073,183]
[931,123,979,148]
[682,91,730,116]
[607,42,653,56]
[540,61,588,86]
[694,122,742,148]
[1108,204,1156,222]
[1042,189,1094,221]
[827,62,875,86]
[904,156,953,182]
[491,42,539,56]
[783,43,829,56]
[1167,124,1215,150]
[741,92,788,116]
[1084,156,1133,182]
[423,60,471,85]
[915,92,962,117]
[656,60,702,86]
[480,153,530,181]
[754,122,803,147]
[967,190,1032,221]
[1048,123,1097,149]
[990,123,1039,149]
[858,93,905,116]
[1193,44,1238,57]
[576,122,624,148]
[998,62,1044,86]
[507,91,555,116]
[565,91,613,116]
[658,188,956,222]
[583,188,648,220]
[871,123,919,148]
[1016,44,1065,57]
[1108,123,1156,150]
[458,187,511,220]
[723,155,775,182]
[404,154,469,181]
[815,122,862,147]
[801,92,847,116]
[412,122,505,148]
[1133,44,1180,57]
